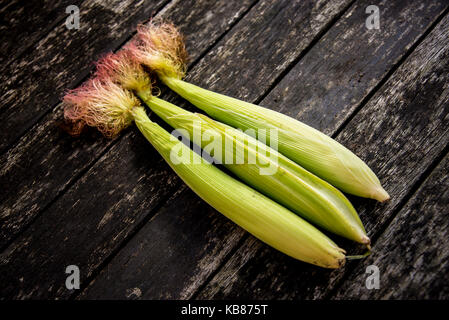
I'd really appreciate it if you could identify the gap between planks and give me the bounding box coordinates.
[70,186,188,299]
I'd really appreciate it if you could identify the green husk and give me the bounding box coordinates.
[138,93,369,245]
[159,76,390,202]
[131,107,346,268]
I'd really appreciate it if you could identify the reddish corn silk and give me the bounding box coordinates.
[128,23,188,79]
[95,50,152,94]
[63,77,140,137]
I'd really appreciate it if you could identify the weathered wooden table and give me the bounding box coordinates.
[1,0,448,300]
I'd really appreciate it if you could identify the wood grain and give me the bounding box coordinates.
[0,0,258,299]
[333,153,449,299]
[0,107,109,248]
[80,187,245,299]
[198,12,449,299]
[0,0,83,67]
[78,0,354,299]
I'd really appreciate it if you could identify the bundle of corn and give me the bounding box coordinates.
[63,77,347,268]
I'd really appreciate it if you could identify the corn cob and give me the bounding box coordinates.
[129,22,390,202]
[95,50,370,245]
[63,77,347,268]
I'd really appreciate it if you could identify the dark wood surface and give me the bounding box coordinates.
[0,0,448,300]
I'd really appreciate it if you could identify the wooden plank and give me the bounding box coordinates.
[0,0,258,299]
[0,0,256,249]
[197,12,449,299]
[0,0,168,154]
[80,187,245,299]
[0,107,110,248]
[188,0,353,101]
[78,0,354,299]
[0,0,83,67]
[332,153,449,299]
